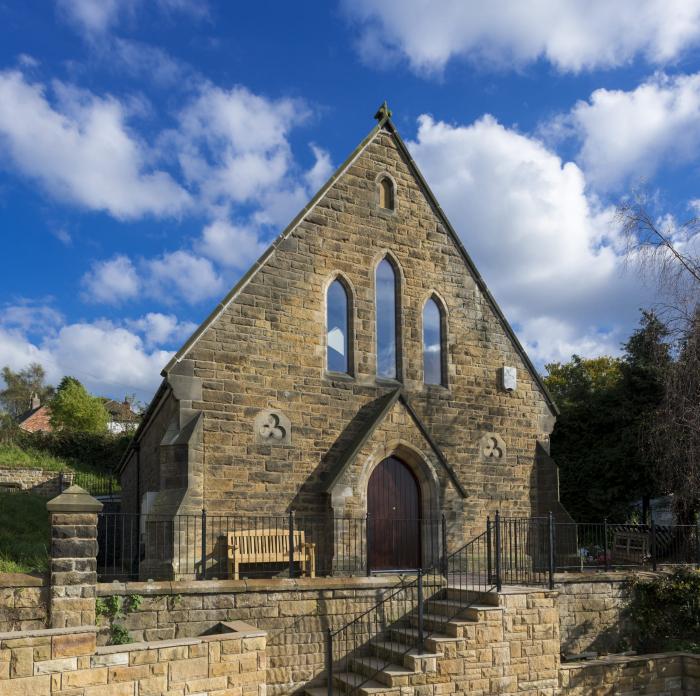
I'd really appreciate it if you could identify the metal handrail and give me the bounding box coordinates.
[326,523,499,695]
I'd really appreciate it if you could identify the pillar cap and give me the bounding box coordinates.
[47,484,103,513]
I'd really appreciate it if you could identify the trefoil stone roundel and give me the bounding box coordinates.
[254,409,291,445]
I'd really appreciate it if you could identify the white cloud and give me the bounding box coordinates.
[145,250,225,304]
[55,0,207,38]
[407,114,653,365]
[125,312,197,348]
[55,0,129,36]
[171,84,309,210]
[196,220,267,269]
[82,255,140,304]
[551,72,700,191]
[344,0,700,75]
[0,70,191,219]
[0,306,176,399]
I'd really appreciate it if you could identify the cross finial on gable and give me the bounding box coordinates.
[374,101,392,121]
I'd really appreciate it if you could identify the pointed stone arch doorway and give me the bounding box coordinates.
[367,456,421,571]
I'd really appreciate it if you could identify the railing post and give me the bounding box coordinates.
[486,516,493,585]
[650,516,657,571]
[200,508,207,580]
[325,627,333,696]
[59,471,64,494]
[417,569,425,650]
[696,516,700,570]
[441,514,448,576]
[603,518,610,571]
[288,510,295,579]
[547,511,555,590]
[366,512,371,577]
[494,511,502,592]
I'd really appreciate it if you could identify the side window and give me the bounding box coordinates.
[326,279,350,374]
[376,258,398,379]
[423,297,445,386]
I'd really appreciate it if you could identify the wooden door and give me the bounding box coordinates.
[367,456,421,571]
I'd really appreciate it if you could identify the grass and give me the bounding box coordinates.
[0,491,49,574]
[0,443,107,475]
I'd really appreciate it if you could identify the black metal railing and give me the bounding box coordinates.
[325,527,497,694]
[97,512,444,582]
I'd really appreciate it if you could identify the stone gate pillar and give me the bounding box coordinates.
[46,484,103,628]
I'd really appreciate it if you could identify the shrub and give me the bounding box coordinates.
[624,568,700,653]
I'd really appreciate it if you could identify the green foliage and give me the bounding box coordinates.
[109,623,131,646]
[126,594,143,612]
[0,443,79,472]
[544,311,670,522]
[0,492,49,574]
[624,568,700,653]
[15,430,130,473]
[95,598,108,618]
[50,377,109,433]
[0,363,54,417]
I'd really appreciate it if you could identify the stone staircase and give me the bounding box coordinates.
[305,587,504,696]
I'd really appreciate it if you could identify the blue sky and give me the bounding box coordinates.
[2,0,700,402]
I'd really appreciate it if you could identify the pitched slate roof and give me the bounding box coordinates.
[160,103,558,416]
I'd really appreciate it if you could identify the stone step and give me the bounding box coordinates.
[305,687,344,696]
[408,611,473,637]
[351,655,416,687]
[370,639,440,672]
[446,586,500,606]
[426,599,503,621]
[389,625,456,651]
[333,671,401,695]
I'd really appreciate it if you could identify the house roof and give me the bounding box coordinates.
[324,387,467,498]
[17,404,53,433]
[159,103,558,416]
[103,399,140,423]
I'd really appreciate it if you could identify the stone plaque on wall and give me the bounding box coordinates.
[479,433,506,462]
[254,409,292,445]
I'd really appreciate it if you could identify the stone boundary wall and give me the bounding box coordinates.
[0,468,72,497]
[0,574,48,633]
[97,576,405,695]
[0,621,266,696]
[555,573,631,656]
[560,652,700,695]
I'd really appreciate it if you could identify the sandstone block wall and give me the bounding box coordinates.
[0,468,71,497]
[0,622,266,696]
[560,652,700,695]
[555,575,629,656]
[97,576,407,695]
[0,575,48,633]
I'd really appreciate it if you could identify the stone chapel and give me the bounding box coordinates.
[118,103,570,576]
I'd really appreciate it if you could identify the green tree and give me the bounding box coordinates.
[0,363,54,417]
[544,355,627,522]
[618,311,671,522]
[50,377,108,433]
[544,313,671,523]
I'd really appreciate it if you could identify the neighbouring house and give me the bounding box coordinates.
[117,104,572,579]
[17,394,53,433]
[103,398,140,434]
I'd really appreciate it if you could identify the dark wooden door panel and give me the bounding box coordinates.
[367,456,421,570]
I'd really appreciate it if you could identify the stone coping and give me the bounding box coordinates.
[559,651,698,670]
[0,571,47,587]
[97,574,409,596]
[553,570,658,584]
[0,625,97,641]
[95,620,266,654]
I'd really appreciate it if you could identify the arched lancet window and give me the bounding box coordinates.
[326,279,350,374]
[378,177,394,210]
[376,258,398,379]
[423,297,445,385]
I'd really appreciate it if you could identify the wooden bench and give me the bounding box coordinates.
[227,529,316,580]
